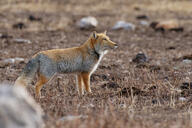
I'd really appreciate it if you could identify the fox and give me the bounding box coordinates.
[14,31,118,97]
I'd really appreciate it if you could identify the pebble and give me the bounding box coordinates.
[76,16,98,29]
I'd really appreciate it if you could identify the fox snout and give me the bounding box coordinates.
[109,41,118,49]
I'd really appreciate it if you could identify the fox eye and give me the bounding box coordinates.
[103,38,107,41]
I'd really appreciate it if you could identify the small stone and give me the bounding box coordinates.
[76,16,98,30]
[180,82,192,89]
[139,20,149,26]
[0,57,25,67]
[12,22,26,29]
[132,53,148,63]
[136,15,148,20]
[119,104,126,108]
[179,97,186,102]
[59,115,88,121]
[28,15,41,22]
[13,38,32,44]
[0,33,12,39]
[182,59,192,64]
[112,21,135,30]
[152,99,158,104]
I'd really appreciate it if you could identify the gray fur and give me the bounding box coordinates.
[22,50,100,80]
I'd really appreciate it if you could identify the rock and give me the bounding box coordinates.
[179,97,186,102]
[180,82,192,89]
[0,33,12,39]
[136,15,148,20]
[59,115,88,121]
[166,46,176,50]
[150,20,184,32]
[13,38,32,44]
[0,85,44,128]
[135,63,161,72]
[112,21,135,30]
[28,15,41,22]
[152,99,158,104]
[101,82,119,89]
[173,54,192,61]
[148,85,157,90]
[132,53,148,63]
[12,22,26,29]
[76,16,98,30]
[119,104,126,109]
[118,87,146,97]
[182,59,192,64]
[0,57,25,67]
[139,20,149,26]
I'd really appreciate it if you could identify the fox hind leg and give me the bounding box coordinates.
[81,72,92,93]
[35,74,49,98]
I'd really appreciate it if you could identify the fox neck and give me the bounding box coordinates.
[82,38,101,59]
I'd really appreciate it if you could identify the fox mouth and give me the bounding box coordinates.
[114,44,118,49]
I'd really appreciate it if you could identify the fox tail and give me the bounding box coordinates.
[14,55,40,87]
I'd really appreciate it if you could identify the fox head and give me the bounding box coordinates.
[90,31,118,55]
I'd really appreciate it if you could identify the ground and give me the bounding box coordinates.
[0,0,192,128]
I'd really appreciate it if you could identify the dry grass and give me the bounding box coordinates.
[0,0,192,128]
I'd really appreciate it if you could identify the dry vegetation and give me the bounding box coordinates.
[0,0,192,128]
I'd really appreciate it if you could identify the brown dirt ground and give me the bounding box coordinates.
[0,0,192,128]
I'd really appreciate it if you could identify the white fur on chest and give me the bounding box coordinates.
[90,51,107,75]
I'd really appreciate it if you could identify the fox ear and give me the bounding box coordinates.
[92,31,97,39]
[103,30,107,35]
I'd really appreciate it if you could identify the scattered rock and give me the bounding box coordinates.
[132,53,148,63]
[135,63,161,72]
[91,74,109,82]
[150,20,184,32]
[182,54,192,60]
[0,33,12,39]
[166,46,176,50]
[180,82,192,89]
[173,54,192,61]
[149,65,161,72]
[28,15,42,22]
[139,20,149,26]
[76,16,98,30]
[101,82,119,89]
[136,15,148,20]
[59,115,88,121]
[13,38,32,44]
[112,21,135,30]
[134,6,141,11]
[0,57,25,67]
[118,87,145,97]
[82,103,95,108]
[99,65,111,70]
[182,59,192,64]
[179,97,186,102]
[0,85,44,128]
[12,22,26,29]
[148,85,157,90]
[119,104,126,109]
[152,99,158,104]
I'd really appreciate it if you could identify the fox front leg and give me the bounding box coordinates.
[81,72,92,93]
[76,74,84,95]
